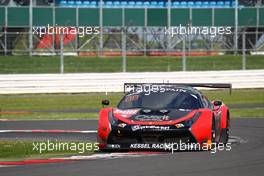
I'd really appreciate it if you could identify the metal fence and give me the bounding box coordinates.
[0,30,263,73]
[1,29,264,53]
[0,5,264,73]
[0,29,264,72]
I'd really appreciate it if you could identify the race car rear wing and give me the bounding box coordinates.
[124,83,232,94]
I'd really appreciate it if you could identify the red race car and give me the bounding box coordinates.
[97,83,231,151]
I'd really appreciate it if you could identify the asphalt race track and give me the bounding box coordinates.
[0,120,98,131]
[0,120,98,141]
[1,118,264,176]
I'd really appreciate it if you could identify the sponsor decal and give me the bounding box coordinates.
[130,143,173,149]
[130,144,152,149]
[113,108,140,118]
[107,144,121,149]
[117,123,127,128]
[175,123,185,128]
[133,115,170,121]
[160,109,169,113]
[124,95,140,102]
[131,125,170,131]
[142,109,152,113]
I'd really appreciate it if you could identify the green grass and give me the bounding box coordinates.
[0,93,121,111]
[0,93,122,120]
[203,89,264,105]
[0,55,263,73]
[0,140,97,161]
[231,108,264,118]
[0,89,263,119]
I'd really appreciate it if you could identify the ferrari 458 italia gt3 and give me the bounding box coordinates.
[97,83,231,151]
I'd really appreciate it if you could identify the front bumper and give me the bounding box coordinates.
[102,124,197,151]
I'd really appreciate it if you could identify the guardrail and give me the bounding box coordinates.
[0,70,263,94]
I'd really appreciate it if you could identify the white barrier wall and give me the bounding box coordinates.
[0,70,263,94]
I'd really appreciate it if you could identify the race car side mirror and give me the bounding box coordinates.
[102,100,110,106]
[213,100,222,106]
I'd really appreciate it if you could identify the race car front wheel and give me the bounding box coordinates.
[211,118,216,143]
[221,128,229,145]
[220,116,230,145]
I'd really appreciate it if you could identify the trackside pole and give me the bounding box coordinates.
[29,0,33,56]
[242,32,246,70]
[234,0,238,54]
[99,0,103,57]
[122,8,127,72]
[182,37,186,71]
[167,0,171,56]
[60,34,64,74]
[122,29,127,72]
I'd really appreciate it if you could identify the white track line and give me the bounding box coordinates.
[0,119,13,121]
[0,165,14,168]
[54,152,160,161]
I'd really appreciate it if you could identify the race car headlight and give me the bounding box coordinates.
[109,111,127,129]
[184,112,201,126]
[108,111,119,125]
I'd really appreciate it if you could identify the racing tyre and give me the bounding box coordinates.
[211,118,216,143]
[221,128,229,145]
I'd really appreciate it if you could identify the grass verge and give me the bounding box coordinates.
[0,89,263,119]
[0,55,263,73]
[0,140,97,162]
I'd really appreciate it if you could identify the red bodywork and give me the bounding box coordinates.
[97,102,230,150]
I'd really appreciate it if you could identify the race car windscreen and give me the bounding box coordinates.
[117,91,202,110]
